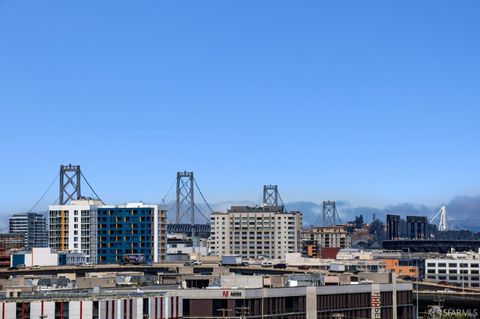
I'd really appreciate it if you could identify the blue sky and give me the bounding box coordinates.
[1,1,480,217]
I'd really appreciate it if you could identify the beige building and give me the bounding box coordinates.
[209,205,302,259]
[302,225,352,249]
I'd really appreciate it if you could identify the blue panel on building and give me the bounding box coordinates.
[97,207,154,264]
[12,254,25,267]
[58,253,67,266]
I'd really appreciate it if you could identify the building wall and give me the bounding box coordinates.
[97,203,166,264]
[0,284,412,319]
[302,225,352,250]
[11,248,59,267]
[383,259,418,278]
[0,296,181,319]
[49,200,101,264]
[425,258,480,287]
[9,212,48,250]
[210,206,302,259]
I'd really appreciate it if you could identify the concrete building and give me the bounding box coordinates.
[11,248,59,267]
[97,202,167,263]
[0,233,25,250]
[9,212,48,249]
[49,199,103,264]
[1,288,181,319]
[0,281,413,319]
[301,225,352,258]
[166,233,208,262]
[425,251,480,287]
[210,205,302,259]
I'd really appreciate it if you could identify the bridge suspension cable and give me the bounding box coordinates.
[26,172,59,213]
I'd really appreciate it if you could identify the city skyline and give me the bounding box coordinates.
[2,1,480,223]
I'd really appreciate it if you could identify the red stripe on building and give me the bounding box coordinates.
[80,301,83,319]
[176,296,180,319]
[176,296,179,319]
[154,298,157,319]
[160,297,163,319]
[129,299,133,319]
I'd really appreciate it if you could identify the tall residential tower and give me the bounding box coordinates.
[49,199,102,264]
[9,212,48,250]
[97,202,167,264]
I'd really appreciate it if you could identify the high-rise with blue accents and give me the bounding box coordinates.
[97,202,166,264]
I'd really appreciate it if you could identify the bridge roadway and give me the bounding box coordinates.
[0,263,304,279]
[400,279,480,313]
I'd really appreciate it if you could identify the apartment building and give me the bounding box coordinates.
[49,199,102,264]
[9,212,48,249]
[97,202,167,263]
[209,205,302,259]
[425,253,480,287]
[302,225,351,248]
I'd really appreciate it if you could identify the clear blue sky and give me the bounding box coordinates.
[1,1,480,215]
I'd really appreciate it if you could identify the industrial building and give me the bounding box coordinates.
[0,288,181,319]
[9,212,48,250]
[10,248,88,267]
[209,205,302,259]
[383,239,480,253]
[425,251,480,288]
[49,199,103,264]
[0,279,413,319]
[97,202,167,263]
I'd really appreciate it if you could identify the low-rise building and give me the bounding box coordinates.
[425,252,480,287]
[0,233,25,250]
[0,282,413,319]
[11,248,59,267]
[301,225,352,257]
[382,259,419,278]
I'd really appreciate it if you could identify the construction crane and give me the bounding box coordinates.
[430,205,447,232]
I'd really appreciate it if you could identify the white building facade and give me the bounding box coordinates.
[425,253,480,287]
[49,199,102,264]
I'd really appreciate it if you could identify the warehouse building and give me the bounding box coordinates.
[0,281,413,319]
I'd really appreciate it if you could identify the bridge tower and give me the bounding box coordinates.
[322,200,339,226]
[59,164,82,205]
[263,185,279,206]
[175,171,195,225]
